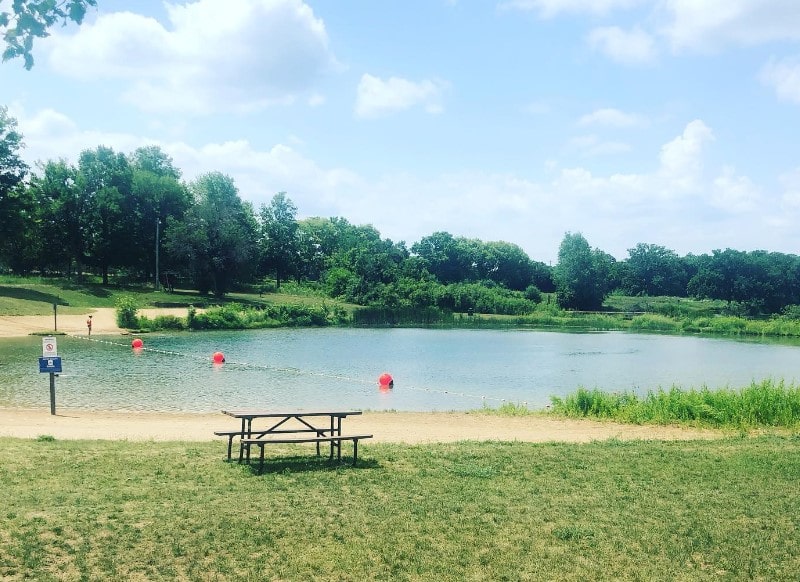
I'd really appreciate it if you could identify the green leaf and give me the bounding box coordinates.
[68,1,87,24]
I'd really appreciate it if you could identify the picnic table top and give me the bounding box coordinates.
[222,409,363,419]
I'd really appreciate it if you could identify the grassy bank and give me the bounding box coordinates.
[7,277,800,341]
[549,379,800,429]
[1,436,798,580]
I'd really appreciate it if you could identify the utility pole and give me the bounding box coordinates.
[155,218,161,291]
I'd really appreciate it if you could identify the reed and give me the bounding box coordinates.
[549,379,800,429]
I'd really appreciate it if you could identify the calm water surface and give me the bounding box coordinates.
[1,328,799,412]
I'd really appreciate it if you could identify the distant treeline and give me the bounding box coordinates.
[3,113,800,316]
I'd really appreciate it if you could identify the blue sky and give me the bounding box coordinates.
[3,0,800,264]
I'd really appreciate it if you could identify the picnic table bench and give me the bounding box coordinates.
[215,409,371,472]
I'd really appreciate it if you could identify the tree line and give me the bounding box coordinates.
[3,106,800,316]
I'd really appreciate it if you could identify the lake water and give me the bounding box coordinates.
[1,328,799,413]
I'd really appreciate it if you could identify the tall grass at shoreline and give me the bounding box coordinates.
[549,379,800,429]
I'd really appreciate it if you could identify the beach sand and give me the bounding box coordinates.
[0,307,185,338]
[0,407,723,443]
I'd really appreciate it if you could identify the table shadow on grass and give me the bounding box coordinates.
[232,455,381,475]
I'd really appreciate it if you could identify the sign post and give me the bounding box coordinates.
[39,337,61,415]
[49,370,56,415]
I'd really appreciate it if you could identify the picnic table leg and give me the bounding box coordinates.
[257,443,265,475]
[246,418,254,464]
[328,416,336,459]
[353,438,359,466]
[237,418,246,463]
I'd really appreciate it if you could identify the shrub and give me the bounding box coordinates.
[115,295,139,329]
[138,315,186,331]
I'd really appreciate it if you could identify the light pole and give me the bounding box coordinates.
[155,218,161,291]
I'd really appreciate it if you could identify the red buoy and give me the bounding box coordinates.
[212,351,225,364]
[131,338,144,349]
[378,372,394,387]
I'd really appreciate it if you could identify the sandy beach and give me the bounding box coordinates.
[0,307,184,338]
[0,407,723,443]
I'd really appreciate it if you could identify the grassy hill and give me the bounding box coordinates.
[0,276,356,317]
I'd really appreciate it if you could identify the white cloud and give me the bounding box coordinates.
[167,140,362,211]
[660,0,800,52]
[355,74,447,119]
[711,166,761,212]
[43,0,335,115]
[568,134,631,157]
[587,26,657,65]
[779,168,800,208]
[657,119,714,192]
[760,57,800,104]
[10,105,152,165]
[15,106,795,262]
[577,108,648,128]
[498,0,642,18]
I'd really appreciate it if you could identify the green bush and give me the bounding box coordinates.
[138,315,186,331]
[115,295,139,329]
[187,303,339,330]
[629,314,681,332]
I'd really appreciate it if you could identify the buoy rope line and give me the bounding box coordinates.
[65,333,513,405]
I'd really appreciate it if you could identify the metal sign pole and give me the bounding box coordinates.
[40,336,60,415]
[49,372,56,415]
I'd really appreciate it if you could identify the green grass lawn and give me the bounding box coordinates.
[0,278,356,317]
[1,436,798,580]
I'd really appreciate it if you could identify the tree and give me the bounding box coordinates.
[623,243,688,296]
[129,145,181,181]
[479,240,534,291]
[530,260,555,293]
[411,231,479,284]
[163,172,257,296]
[687,249,800,314]
[0,106,30,268]
[26,159,82,274]
[1,0,97,69]
[0,106,27,192]
[554,232,608,310]
[318,220,407,304]
[259,192,299,290]
[77,146,134,284]
[129,146,190,281]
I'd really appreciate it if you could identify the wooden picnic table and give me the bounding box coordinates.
[216,409,371,472]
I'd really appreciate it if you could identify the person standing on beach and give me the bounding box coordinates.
[87,315,92,336]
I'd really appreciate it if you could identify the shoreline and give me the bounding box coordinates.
[0,406,726,443]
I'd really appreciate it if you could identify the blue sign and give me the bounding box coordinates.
[39,357,62,373]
